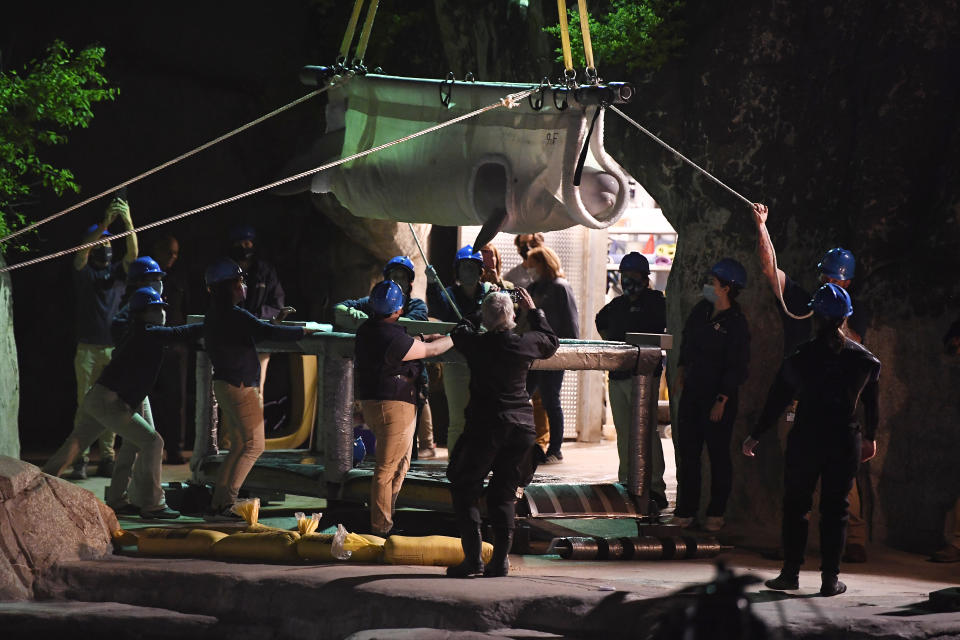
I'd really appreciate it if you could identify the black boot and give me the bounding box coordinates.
[483,528,513,577]
[446,523,484,578]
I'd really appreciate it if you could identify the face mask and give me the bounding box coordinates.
[622,277,645,296]
[149,280,164,295]
[91,246,112,265]
[142,308,166,325]
[702,284,718,304]
[230,245,255,262]
[239,283,248,301]
[525,267,540,281]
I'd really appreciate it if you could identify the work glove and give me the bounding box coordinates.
[348,308,368,321]
[452,317,476,338]
[425,265,439,285]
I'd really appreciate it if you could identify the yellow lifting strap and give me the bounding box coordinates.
[339,0,366,64]
[354,0,381,65]
[556,0,575,75]
[577,0,597,75]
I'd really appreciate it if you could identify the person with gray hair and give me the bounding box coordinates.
[446,288,559,578]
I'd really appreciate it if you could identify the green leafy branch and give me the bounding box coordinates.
[544,0,685,74]
[0,40,117,248]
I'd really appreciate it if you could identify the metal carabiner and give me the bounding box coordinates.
[464,71,476,82]
[585,66,600,86]
[528,76,549,111]
[439,71,455,108]
[553,87,569,111]
[563,67,578,89]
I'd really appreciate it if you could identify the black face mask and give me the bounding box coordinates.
[91,246,112,266]
[622,276,647,296]
[519,245,530,260]
[230,245,255,262]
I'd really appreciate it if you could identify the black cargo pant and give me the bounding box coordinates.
[782,425,861,577]
[675,390,737,518]
[447,420,537,529]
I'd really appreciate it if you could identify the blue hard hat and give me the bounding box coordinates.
[453,245,483,269]
[818,247,855,280]
[369,280,404,316]
[353,436,366,467]
[129,287,167,311]
[710,258,748,288]
[85,224,111,238]
[205,258,244,287]
[383,255,415,281]
[228,224,256,243]
[809,283,853,318]
[619,252,650,274]
[128,256,165,281]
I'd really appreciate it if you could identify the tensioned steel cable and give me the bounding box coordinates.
[0,86,537,274]
[609,105,811,319]
[0,79,346,245]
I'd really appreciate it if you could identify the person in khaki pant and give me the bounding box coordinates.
[201,259,313,522]
[355,281,453,536]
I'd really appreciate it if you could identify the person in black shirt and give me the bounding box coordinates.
[596,252,668,510]
[202,258,312,522]
[44,288,200,519]
[68,198,139,479]
[744,284,880,596]
[753,202,872,562]
[672,259,751,532]
[427,245,495,452]
[446,289,559,577]
[355,280,453,536]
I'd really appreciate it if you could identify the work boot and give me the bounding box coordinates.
[141,506,181,520]
[764,571,800,591]
[482,528,513,577]
[66,457,88,480]
[446,523,484,578]
[820,574,847,596]
[931,544,960,563]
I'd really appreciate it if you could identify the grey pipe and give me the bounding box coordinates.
[322,355,355,484]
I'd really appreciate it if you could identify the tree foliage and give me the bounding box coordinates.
[544,0,685,74]
[0,40,117,246]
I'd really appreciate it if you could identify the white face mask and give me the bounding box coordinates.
[525,267,540,281]
[702,284,718,304]
[143,307,166,325]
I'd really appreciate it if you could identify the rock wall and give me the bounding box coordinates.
[608,0,960,549]
[0,456,116,600]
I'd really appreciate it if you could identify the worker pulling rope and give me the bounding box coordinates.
[0,79,346,245]
[608,105,810,320]
[0,86,537,274]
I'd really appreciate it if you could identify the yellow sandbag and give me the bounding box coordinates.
[112,529,138,547]
[297,531,385,563]
[245,522,288,533]
[212,530,301,563]
[383,535,494,567]
[295,512,321,535]
[137,528,229,557]
[233,498,260,525]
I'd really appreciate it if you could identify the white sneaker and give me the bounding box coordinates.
[704,516,725,532]
[671,516,694,528]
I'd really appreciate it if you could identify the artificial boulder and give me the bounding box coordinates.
[0,456,116,600]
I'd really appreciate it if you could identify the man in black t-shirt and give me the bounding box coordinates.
[66,198,139,479]
[754,202,872,562]
[355,281,453,536]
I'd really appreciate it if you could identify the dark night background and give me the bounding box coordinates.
[2,1,958,552]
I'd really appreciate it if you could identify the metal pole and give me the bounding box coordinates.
[407,222,463,321]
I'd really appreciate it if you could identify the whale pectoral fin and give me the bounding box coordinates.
[472,207,508,251]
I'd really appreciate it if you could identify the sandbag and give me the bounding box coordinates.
[212,530,301,563]
[383,535,494,567]
[297,532,385,563]
[137,527,228,557]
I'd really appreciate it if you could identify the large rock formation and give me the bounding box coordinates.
[608,0,960,549]
[0,457,116,599]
